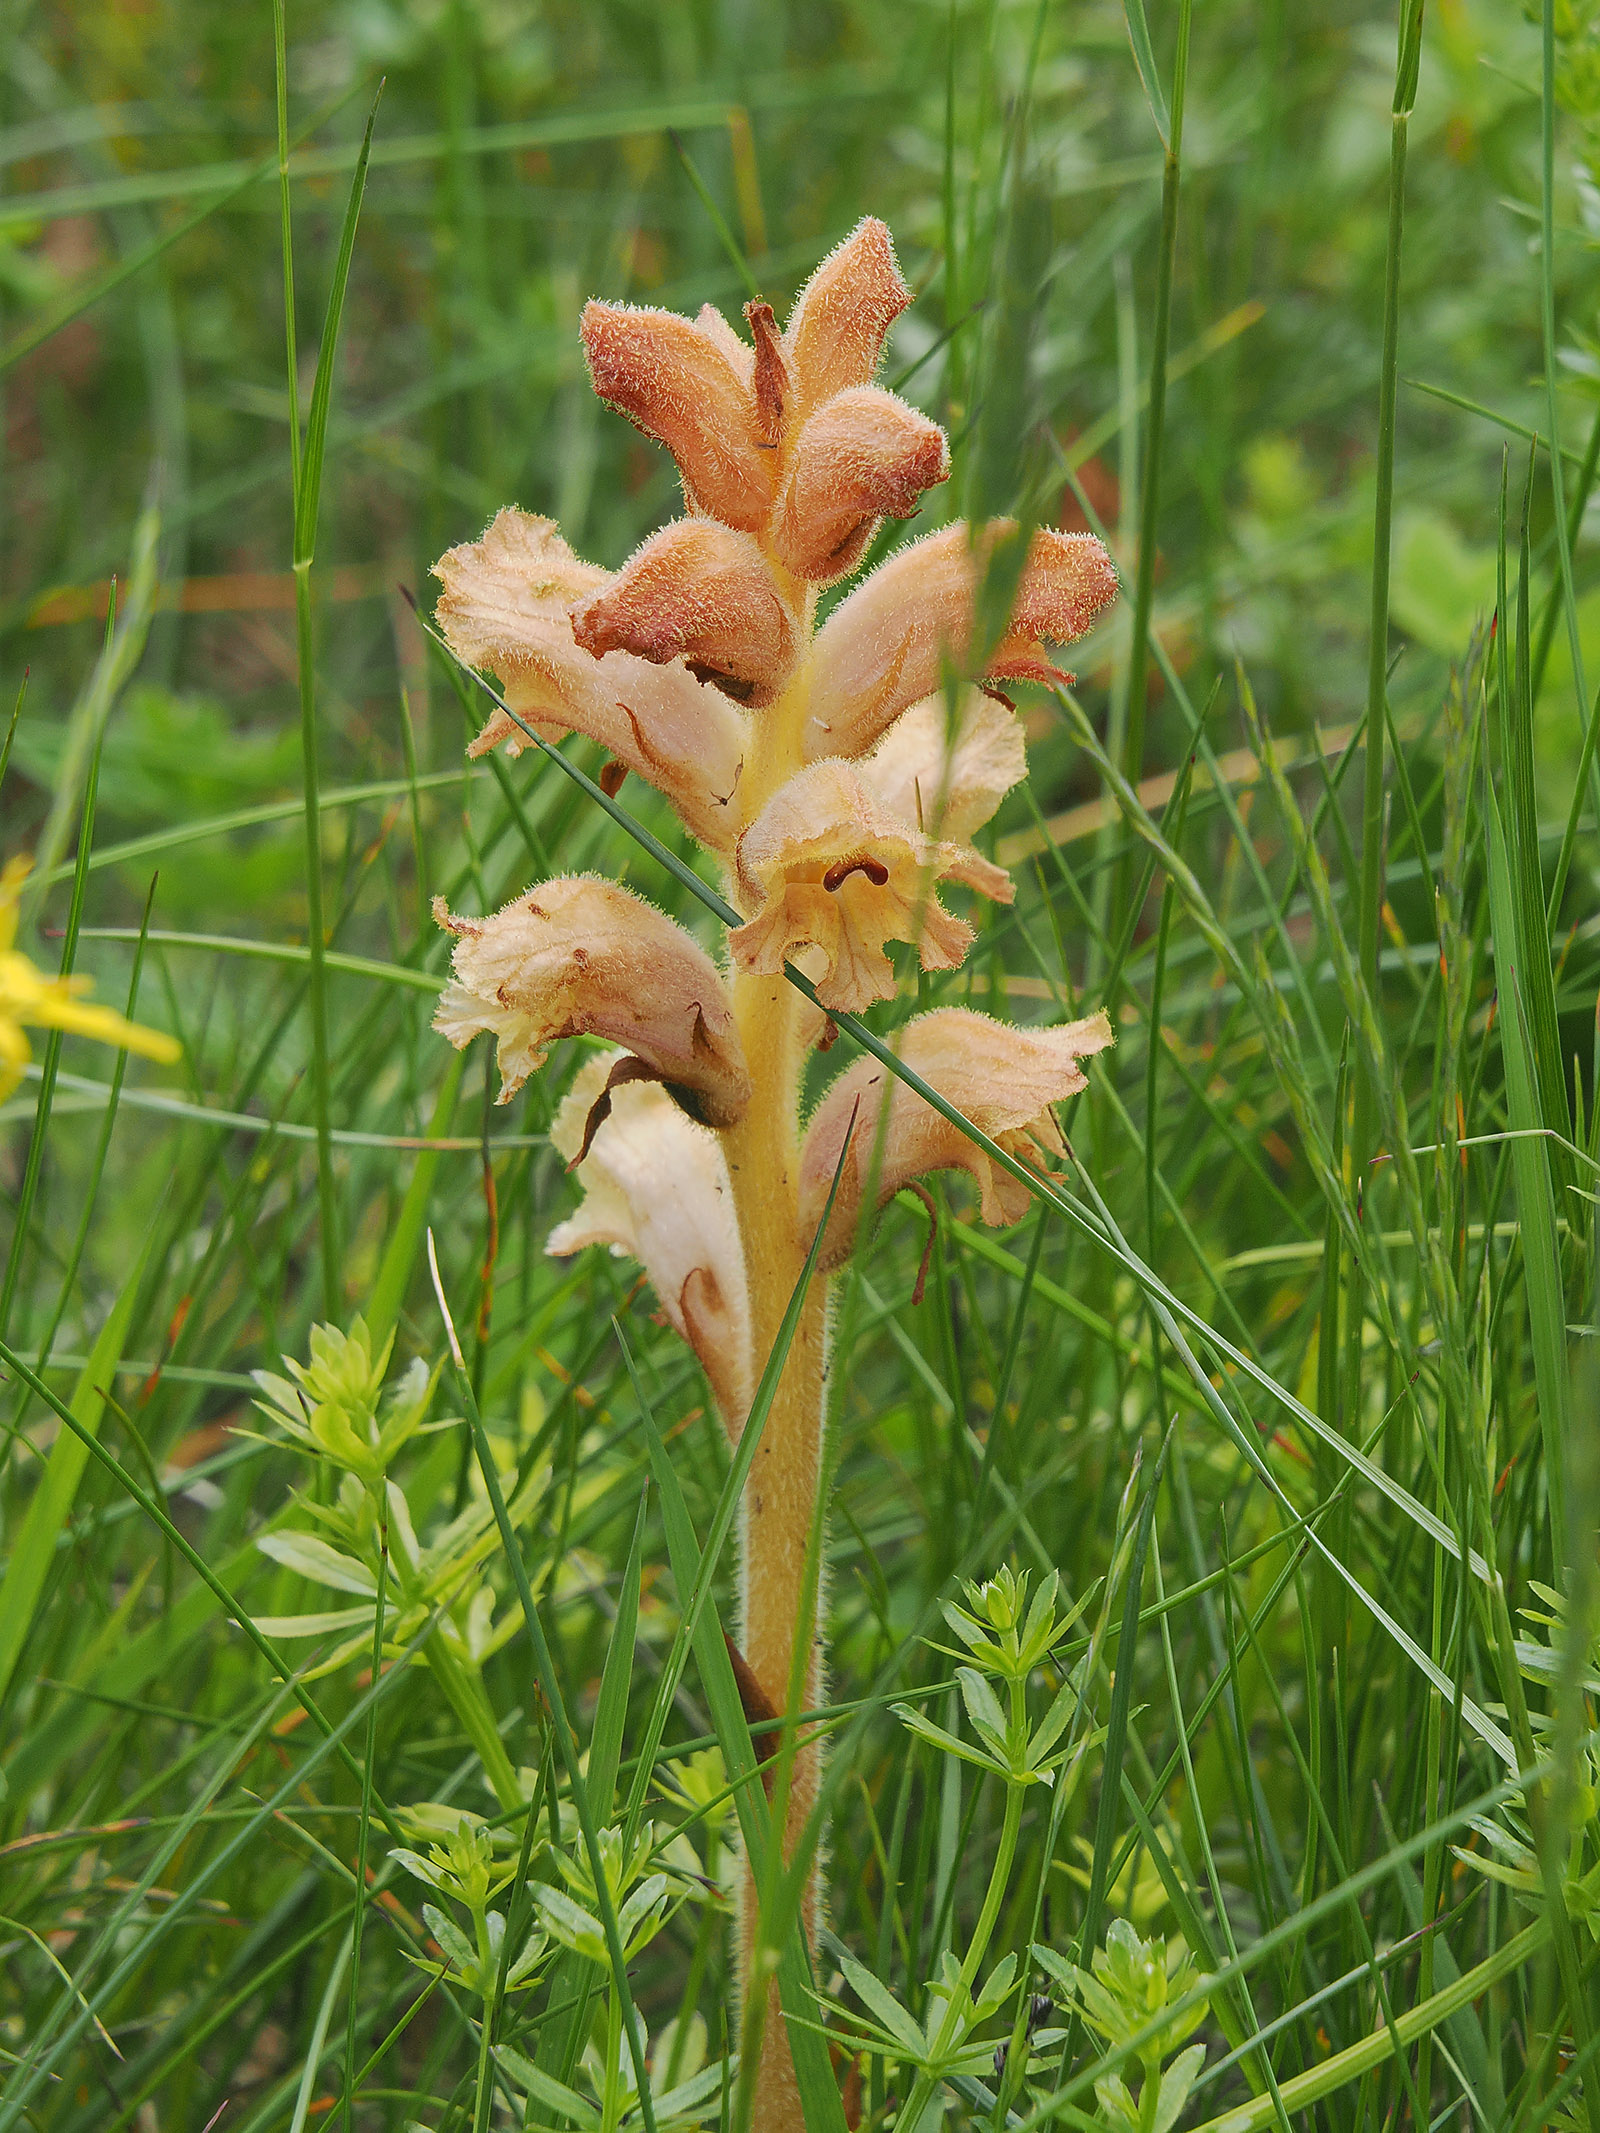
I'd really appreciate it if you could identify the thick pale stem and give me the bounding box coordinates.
[721,964,828,2131]
[721,600,827,2127]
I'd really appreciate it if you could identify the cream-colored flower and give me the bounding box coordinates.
[858,689,1027,902]
[569,519,799,706]
[0,856,180,1105]
[804,521,1119,760]
[548,1053,753,1429]
[728,760,976,1013]
[432,876,750,1126]
[433,508,747,852]
[797,1006,1114,1267]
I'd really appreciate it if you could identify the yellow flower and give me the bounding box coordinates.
[0,857,181,1105]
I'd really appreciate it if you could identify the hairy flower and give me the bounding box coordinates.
[859,689,1027,902]
[580,299,776,530]
[782,217,912,416]
[729,760,977,1013]
[548,1055,753,1429]
[0,856,180,1104]
[797,1007,1114,1267]
[433,508,746,851]
[769,388,949,584]
[432,876,750,1127]
[804,522,1119,760]
[569,520,799,705]
[579,220,945,602]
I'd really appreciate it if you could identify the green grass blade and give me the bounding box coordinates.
[1485,779,1572,1558]
[0,1249,146,1702]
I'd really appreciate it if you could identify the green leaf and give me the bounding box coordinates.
[839,1953,928,2057]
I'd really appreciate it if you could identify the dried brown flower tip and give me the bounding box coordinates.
[797,1006,1115,1267]
[432,874,750,1125]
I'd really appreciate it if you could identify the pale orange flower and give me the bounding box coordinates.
[729,760,976,1013]
[433,508,747,852]
[797,1006,1114,1267]
[432,875,749,1126]
[858,688,1027,902]
[569,519,799,706]
[803,521,1119,760]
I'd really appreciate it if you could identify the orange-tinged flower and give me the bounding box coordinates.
[0,856,181,1105]
[580,299,775,530]
[548,1053,753,1429]
[804,521,1119,760]
[433,508,746,851]
[577,222,945,597]
[569,519,798,706]
[782,217,911,416]
[728,760,975,1013]
[432,875,750,1125]
[859,689,1026,903]
[797,1006,1114,1267]
[769,387,949,583]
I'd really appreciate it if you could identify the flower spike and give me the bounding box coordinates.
[729,760,976,1013]
[432,508,747,851]
[797,1006,1114,1268]
[805,521,1119,760]
[432,875,750,1126]
[548,1055,753,1430]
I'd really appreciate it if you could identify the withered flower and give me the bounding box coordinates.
[797,1006,1115,1268]
[547,1054,753,1429]
[729,760,975,1013]
[433,508,747,852]
[432,876,749,1127]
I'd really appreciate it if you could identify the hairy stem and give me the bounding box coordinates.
[721,963,829,2133]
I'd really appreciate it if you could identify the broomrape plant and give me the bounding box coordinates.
[425,217,1117,2126]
